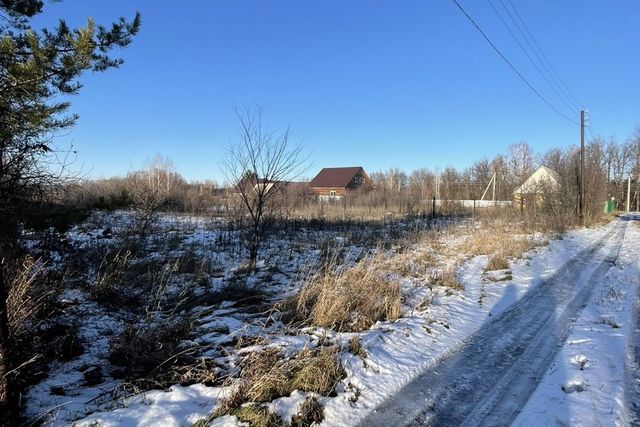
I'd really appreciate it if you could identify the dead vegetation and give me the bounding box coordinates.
[5,256,84,399]
[89,245,198,317]
[348,336,367,360]
[292,396,325,426]
[383,248,437,278]
[485,253,510,271]
[458,227,536,258]
[224,404,283,427]
[430,267,463,290]
[283,253,402,332]
[6,257,51,337]
[107,319,212,392]
[213,346,344,422]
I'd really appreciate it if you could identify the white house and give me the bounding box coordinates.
[513,165,560,204]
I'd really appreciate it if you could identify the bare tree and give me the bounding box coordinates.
[222,107,307,270]
[128,156,180,237]
[508,142,536,186]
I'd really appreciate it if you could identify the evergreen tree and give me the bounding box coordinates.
[0,1,140,421]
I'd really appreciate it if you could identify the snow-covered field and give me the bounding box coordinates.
[20,210,637,427]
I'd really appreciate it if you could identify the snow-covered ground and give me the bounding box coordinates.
[515,217,640,426]
[22,211,636,427]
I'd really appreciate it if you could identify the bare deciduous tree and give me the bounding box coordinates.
[222,107,307,270]
[508,142,536,186]
[128,156,180,237]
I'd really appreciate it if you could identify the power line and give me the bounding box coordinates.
[493,0,581,112]
[505,0,584,109]
[486,0,578,114]
[449,0,579,124]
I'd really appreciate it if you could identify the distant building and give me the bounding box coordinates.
[513,165,560,205]
[235,177,284,195]
[309,166,374,199]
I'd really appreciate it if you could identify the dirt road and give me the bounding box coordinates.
[361,218,630,427]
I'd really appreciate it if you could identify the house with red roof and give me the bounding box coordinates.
[308,166,374,198]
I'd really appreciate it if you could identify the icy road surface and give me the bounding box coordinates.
[362,216,638,427]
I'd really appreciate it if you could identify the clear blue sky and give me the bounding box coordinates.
[32,1,640,182]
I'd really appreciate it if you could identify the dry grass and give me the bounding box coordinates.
[174,248,211,277]
[431,267,463,290]
[215,346,344,419]
[290,347,345,394]
[458,228,534,258]
[6,256,85,398]
[285,253,402,332]
[240,348,294,403]
[90,250,136,306]
[91,250,190,316]
[228,404,284,427]
[7,256,51,336]
[485,253,510,271]
[292,397,324,427]
[348,336,367,360]
[384,249,437,278]
[108,320,194,385]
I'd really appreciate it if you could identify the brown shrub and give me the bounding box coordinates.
[215,346,345,418]
[6,256,84,396]
[229,404,284,427]
[7,256,51,336]
[287,253,402,332]
[347,336,367,360]
[431,267,463,290]
[290,347,345,395]
[485,253,509,271]
[292,397,324,427]
[108,320,193,383]
[459,229,534,258]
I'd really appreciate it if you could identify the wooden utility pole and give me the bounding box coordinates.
[492,170,496,203]
[579,110,585,225]
[626,176,631,212]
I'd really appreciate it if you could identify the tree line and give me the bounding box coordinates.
[67,130,640,222]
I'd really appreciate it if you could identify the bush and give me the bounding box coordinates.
[6,256,84,395]
[108,320,193,382]
[215,346,345,419]
[229,404,283,427]
[292,397,324,427]
[459,228,533,259]
[285,253,402,332]
[431,267,463,290]
[348,336,367,360]
[485,253,509,271]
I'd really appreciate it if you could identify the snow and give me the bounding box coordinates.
[72,385,230,427]
[321,222,614,426]
[514,217,640,427]
[23,209,636,427]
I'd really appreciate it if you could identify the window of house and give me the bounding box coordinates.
[330,191,336,196]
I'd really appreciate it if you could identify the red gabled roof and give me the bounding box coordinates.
[309,167,364,188]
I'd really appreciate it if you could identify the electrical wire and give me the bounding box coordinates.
[449,0,579,124]
[493,0,581,112]
[505,0,584,109]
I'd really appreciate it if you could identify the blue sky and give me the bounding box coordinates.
[32,1,640,182]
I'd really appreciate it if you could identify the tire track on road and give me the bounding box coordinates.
[361,219,627,427]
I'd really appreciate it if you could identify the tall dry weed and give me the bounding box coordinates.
[290,252,401,332]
